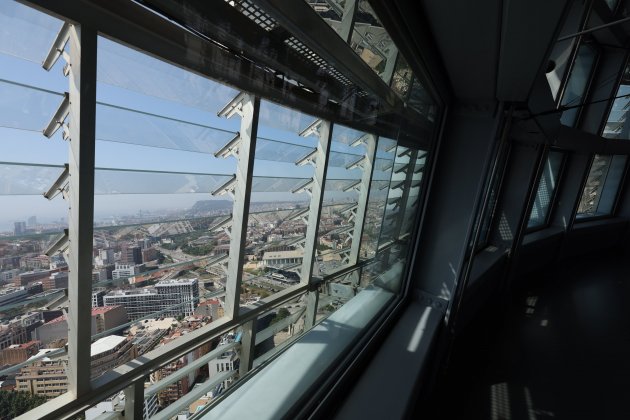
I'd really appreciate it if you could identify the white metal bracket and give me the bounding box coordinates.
[43,92,70,138]
[44,164,70,200]
[214,132,242,159]
[299,119,323,138]
[217,92,249,119]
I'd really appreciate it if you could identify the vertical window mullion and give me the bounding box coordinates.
[219,92,260,320]
[348,134,378,265]
[299,119,332,328]
[67,23,97,396]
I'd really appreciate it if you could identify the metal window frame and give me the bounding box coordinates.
[557,37,601,128]
[525,149,568,233]
[575,153,630,222]
[11,0,439,419]
[597,50,630,138]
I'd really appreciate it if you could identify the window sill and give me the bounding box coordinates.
[572,216,626,229]
[200,286,396,419]
[523,225,565,246]
[332,300,443,419]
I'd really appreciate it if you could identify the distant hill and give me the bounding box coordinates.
[190,200,233,212]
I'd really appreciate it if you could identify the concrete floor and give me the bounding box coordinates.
[429,252,630,420]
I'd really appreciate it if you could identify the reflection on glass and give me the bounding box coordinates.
[253,301,306,368]
[0,1,63,64]
[241,101,317,309]
[350,1,397,81]
[0,4,71,414]
[391,54,412,99]
[409,78,436,121]
[0,80,63,132]
[560,43,597,127]
[528,151,564,228]
[603,64,630,139]
[97,37,238,113]
[305,0,345,38]
[359,138,395,260]
[577,154,628,217]
[315,123,368,276]
[605,0,619,11]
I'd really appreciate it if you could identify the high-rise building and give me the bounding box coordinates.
[121,245,142,265]
[13,221,26,236]
[42,271,68,291]
[27,216,37,227]
[90,335,137,378]
[15,350,68,399]
[97,248,115,266]
[111,263,145,281]
[92,288,107,307]
[0,341,40,366]
[103,279,199,321]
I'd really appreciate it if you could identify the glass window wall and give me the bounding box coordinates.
[528,151,564,229]
[577,154,628,218]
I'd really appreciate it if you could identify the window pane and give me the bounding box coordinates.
[528,151,564,228]
[92,36,239,381]
[603,63,630,139]
[359,138,396,260]
[560,43,597,127]
[243,100,317,306]
[315,124,368,276]
[0,2,70,410]
[577,154,627,217]
[605,0,619,11]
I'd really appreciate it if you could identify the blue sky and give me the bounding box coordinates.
[0,2,394,232]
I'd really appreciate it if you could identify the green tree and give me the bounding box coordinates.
[270,308,291,325]
[0,390,47,419]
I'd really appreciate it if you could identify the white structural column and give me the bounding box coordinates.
[238,319,256,376]
[298,120,332,328]
[299,120,333,284]
[348,134,377,265]
[66,24,97,396]
[221,94,260,319]
[123,381,144,419]
[388,148,418,264]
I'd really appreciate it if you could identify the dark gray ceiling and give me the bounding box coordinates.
[396,0,571,103]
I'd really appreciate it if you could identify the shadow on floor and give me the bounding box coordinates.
[424,251,630,420]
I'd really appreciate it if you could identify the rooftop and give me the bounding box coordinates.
[91,306,122,315]
[6,341,38,350]
[262,250,304,259]
[156,278,198,286]
[91,335,128,357]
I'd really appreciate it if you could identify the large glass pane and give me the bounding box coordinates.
[0,1,63,64]
[577,154,628,218]
[91,36,239,385]
[315,124,367,276]
[0,3,70,412]
[528,151,564,228]
[605,0,619,11]
[241,100,317,307]
[603,63,630,139]
[359,137,396,260]
[560,43,597,127]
